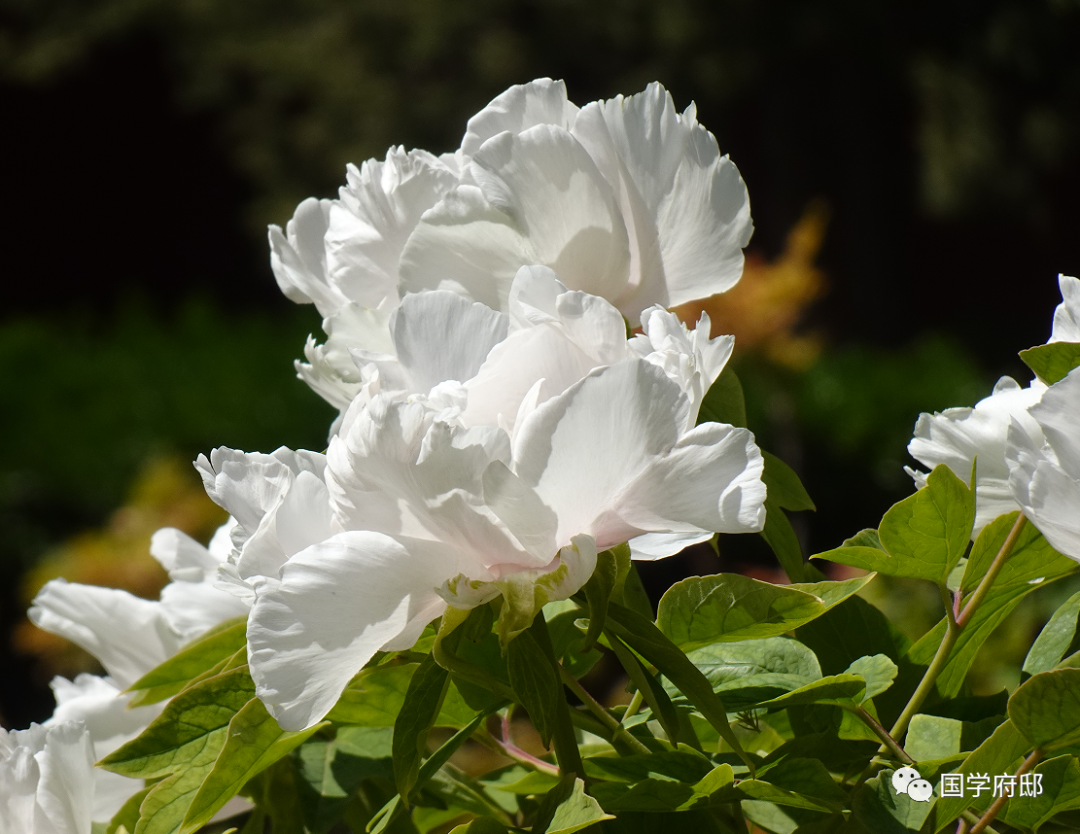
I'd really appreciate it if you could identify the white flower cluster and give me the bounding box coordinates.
[11,79,765,829]
[906,273,1080,559]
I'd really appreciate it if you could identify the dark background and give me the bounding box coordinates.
[3,0,1079,727]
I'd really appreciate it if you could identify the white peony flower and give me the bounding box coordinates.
[274,79,751,420]
[0,721,95,834]
[1049,273,1080,343]
[45,675,160,822]
[905,376,1047,536]
[400,79,752,321]
[26,519,251,820]
[1006,367,1080,561]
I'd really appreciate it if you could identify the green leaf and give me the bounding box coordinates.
[99,666,255,779]
[326,662,476,728]
[762,451,816,512]
[248,759,307,834]
[816,465,973,581]
[601,600,752,770]
[845,655,897,702]
[607,632,683,745]
[880,463,974,579]
[657,573,872,650]
[907,516,1079,698]
[584,750,714,784]
[850,771,933,834]
[181,697,325,833]
[1008,667,1080,752]
[1020,341,1080,384]
[136,761,220,834]
[796,594,910,675]
[126,618,247,706]
[1024,590,1080,678]
[545,603,603,679]
[506,627,562,747]
[697,366,747,429]
[758,451,817,583]
[904,713,1004,762]
[370,711,495,834]
[758,674,866,709]
[544,777,614,834]
[932,720,1031,831]
[393,653,450,802]
[582,547,618,651]
[652,574,872,652]
[293,727,395,834]
[999,754,1080,831]
[671,637,822,711]
[106,786,152,834]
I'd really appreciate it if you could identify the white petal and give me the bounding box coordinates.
[1029,367,1080,480]
[35,722,95,834]
[629,530,713,561]
[482,461,559,563]
[615,421,766,535]
[471,125,631,300]
[391,290,509,391]
[573,83,752,315]
[1009,426,1080,563]
[326,148,458,307]
[150,528,219,582]
[159,578,251,641]
[29,580,181,689]
[47,675,157,821]
[328,400,528,566]
[398,184,531,310]
[268,198,346,317]
[908,376,1047,535]
[1050,274,1080,343]
[247,531,461,730]
[513,360,689,547]
[402,127,632,310]
[461,78,580,157]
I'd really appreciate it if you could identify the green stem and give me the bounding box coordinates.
[474,725,560,777]
[888,601,961,744]
[849,705,914,765]
[557,663,652,755]
[889,515,1026,745]
[969,748,1042,834]
[960,810,999,834]
[957,514,1026,628]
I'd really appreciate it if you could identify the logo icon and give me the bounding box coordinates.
[892,766,935,802]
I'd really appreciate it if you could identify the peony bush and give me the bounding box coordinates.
[8,80,1080,834]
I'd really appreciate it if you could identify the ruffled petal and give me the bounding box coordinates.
[268,197,345,317]
[573,83,752,316]
[326,148,459,307]
[1029,367,1080,480]
[29,580,181,689]
[1050,273,1080,343]
[247,531,461,730]
[391,290,509,391]
[34,721,95,834]
[512,360,689,547]
[461,78,580,158]
[398,184,531,310]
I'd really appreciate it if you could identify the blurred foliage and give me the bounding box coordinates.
[0,297,332,572]
[1,0,1078,234]
[14,455,226,681]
